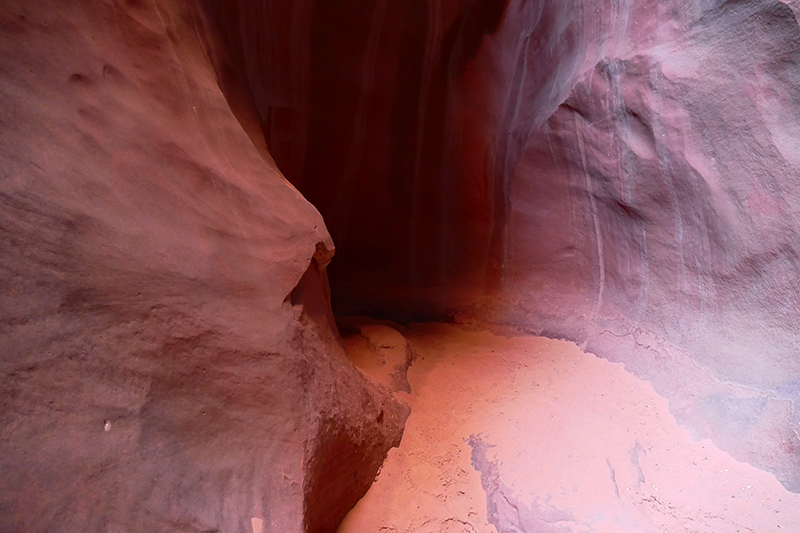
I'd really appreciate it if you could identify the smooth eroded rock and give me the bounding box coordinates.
[0,0,407,531]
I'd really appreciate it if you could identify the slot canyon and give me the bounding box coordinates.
[3,0,800,531]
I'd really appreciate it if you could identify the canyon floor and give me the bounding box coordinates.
[336,321,800,533]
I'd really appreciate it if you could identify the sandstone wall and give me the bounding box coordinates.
[0,1,407,531]
[199,0,800,490]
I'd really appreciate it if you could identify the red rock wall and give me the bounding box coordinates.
[0,0,407,531]
[198,0,622,314]
[5,0,800,529]
[497,0,800,490]
[200,0,800,491]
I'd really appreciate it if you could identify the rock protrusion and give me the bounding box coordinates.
[343,324,418,396]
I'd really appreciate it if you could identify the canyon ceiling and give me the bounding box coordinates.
[2,0,800,531]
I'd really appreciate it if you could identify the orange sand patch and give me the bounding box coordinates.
[339,323,800,532]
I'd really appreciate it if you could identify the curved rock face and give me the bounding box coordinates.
[0,0,407,531]
[499,0,800,490]
[201,0,800,490]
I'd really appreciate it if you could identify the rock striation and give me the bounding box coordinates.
[499,0,800,490]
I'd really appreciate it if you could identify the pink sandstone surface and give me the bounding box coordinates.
[3,0,800,531]
[0,1,407,531]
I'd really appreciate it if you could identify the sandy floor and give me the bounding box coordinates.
[337,322,800,533]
